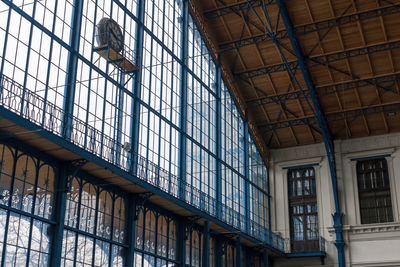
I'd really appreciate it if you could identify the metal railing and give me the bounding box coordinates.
[0,74,285,251]
[285,236,326,254]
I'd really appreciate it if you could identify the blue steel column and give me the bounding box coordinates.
[126,195,137,267]
[130,0,145,175]
[274,1,345,265]
[263,249,270,267]
[177,217,187,266]
[202,221,210,267]
[61,0,84,139]
[236,237,242,267]
[243,110,250,234]
[49,163,69,266]
[178,0,189,200]
[215,63,222,219]
[267,169,272,231]
[215,238,223,267]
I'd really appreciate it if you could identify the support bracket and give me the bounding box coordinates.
[134,192,153,220]
[65,159,88,192]
[185,215,201,240]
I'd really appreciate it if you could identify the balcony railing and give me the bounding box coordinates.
[285,236,326,254]
[0,74,285,251]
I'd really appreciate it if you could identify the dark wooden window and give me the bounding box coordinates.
[288,167,319,252]
[357,158,393,224]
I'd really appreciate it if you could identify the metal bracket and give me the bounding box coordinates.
[70,158,88,177]
[185,215,201,240]
[134,192,153,220]
[65,159,88,192]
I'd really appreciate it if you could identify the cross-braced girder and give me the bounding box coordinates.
[218,3,400,53]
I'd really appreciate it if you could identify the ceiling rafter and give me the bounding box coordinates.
[235,1,301,146]
[250,1,318,144]
[211,0,285,147]
[236,39,400,79]
[351,0,389,134]
[326,0,371,136]
[217,0,320,146]
[303,0,352,138]
[204,0,275,21]
[218,3,400,53]
[246,72,400,108]
[259,102,400,133]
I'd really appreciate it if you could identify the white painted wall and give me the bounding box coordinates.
[269,132,400,267]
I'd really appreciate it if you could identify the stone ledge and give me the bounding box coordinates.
[328,222,400,236]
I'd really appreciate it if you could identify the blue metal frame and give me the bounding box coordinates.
[61,0,84,139]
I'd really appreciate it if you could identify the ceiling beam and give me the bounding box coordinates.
[259,101,400,133]
[203,0,274,21]
[247,72,400,108]
[236,39,400,79]
[219,4,400,53]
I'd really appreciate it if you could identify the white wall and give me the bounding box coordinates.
[269,132,400,266]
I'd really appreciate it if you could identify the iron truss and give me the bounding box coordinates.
[203,0,274,21]
[247,72,400,109]
[236,40,400,80]
[219,4,400,53]
[259,102,400,133]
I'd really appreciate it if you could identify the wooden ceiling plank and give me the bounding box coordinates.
[377,0,394,132]
[328,0,370,135]
[305,0,351,138]
[352,0,390,134]
[235,3,300,146]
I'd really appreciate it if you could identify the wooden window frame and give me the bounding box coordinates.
[356,158,393,224]
[288,167,319,252]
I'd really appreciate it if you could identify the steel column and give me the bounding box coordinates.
[263,250,270,267]
[215,237,223,267]
[61,0,84,139]
[215,63,222,219]
[126,195,137,267]
[244,111,251,233]
[236,237,242,267]
[178,0,189,200]
[49,163,69,267]
[177,218,186,266]
[275,1,345,266]
[130,0,145,175]
[202,221,210,267]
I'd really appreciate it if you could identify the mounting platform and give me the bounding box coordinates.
[94,45,139,73]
